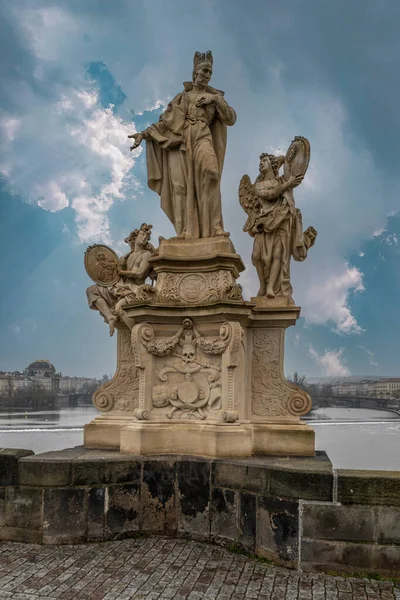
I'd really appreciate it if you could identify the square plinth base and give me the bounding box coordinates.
[84,414,134,450]
[118,422,315,458]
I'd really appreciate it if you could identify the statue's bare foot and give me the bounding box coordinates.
[108,316,118,337]
[266,289,276,299]
[214,228,230,237]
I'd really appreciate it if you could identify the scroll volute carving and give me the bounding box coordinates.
[92,328,139,413]
[251,328,312,418]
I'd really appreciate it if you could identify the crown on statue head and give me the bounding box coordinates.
[193,50,213,68]
[124,223,153,247]
[139,223,153,237]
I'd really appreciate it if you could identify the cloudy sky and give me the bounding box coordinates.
[0,0,399,379]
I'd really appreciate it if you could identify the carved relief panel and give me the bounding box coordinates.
[251,328,312,418]
[131,319,243,422]
[156,271,243,304]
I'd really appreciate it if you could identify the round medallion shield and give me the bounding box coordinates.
[179,274,207,303]
[284,136,311,183]
[84,244,120,286]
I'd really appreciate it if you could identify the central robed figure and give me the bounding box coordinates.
[129,51,236,239]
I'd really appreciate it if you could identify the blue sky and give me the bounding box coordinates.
[0,0,399,379]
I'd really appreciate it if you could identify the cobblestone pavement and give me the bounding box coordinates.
[0,537,398,600]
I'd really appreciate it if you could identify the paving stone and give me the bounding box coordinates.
[0,536,396,599]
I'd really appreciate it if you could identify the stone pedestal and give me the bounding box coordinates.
[85,237,314,458]
[151,236,244,304]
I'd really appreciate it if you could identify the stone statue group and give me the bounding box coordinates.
[85,50,317,334]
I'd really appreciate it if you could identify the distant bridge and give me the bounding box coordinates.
[311,395,400,413]
[58,393,93,407]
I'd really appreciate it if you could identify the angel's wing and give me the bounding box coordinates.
[239,174,260,233]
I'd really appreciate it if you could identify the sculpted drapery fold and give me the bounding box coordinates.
[142,82,236,239]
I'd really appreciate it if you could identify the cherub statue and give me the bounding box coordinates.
[239,137,317,300]
[85,223,157,336]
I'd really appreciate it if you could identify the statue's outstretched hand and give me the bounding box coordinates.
[128,133,143,151]
[304,226,317,248]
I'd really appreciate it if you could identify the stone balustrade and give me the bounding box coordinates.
[0,447,399,576]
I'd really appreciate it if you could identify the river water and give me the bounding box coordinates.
[0,406,399,470]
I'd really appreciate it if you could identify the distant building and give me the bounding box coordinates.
[373,378,400,397]
[0,359,100,397]
[26,359,56,377]
[59,376,98,393]
[0,374,33,395]
[331,378,400,398]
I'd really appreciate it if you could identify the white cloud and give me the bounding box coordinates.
[357,345,379,368]
[36,180,68,211]
[382,233,399,246]
[0,117,20,141]
[302,265,365,334]
[135,98,170,116]
[373,227,386,238]
[309,345,350,377]
[0,87,141,244]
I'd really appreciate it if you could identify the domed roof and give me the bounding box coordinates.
[27,359,56,373]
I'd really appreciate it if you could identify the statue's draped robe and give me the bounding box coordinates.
[252,178,309,298]
[143,83,236,238]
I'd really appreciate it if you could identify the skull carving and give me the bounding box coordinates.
[182,344,195,364]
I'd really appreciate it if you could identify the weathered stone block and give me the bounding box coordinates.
[72,457,141,486]
[301,539,400,575]
[269,468,332,501]
[0,526,42,543]
[141,460,177,533]
[257,497,298,567]
[88,487,105,540]
[106,483,140,537]
[337,470,400,506]
[212,460,269,495]
[0,449,34,485]
[302,503,375,542]
[5,487,42,530]
[19,457,71,487]
[210,487,238,543]
[375,506,400,544]
[239,492,256,551]
[178,460,210,538]
[43,487,87,542]
[0,487,5,527]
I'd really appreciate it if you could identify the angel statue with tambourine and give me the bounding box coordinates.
[239,136,317,301]
[85,223,158,336]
